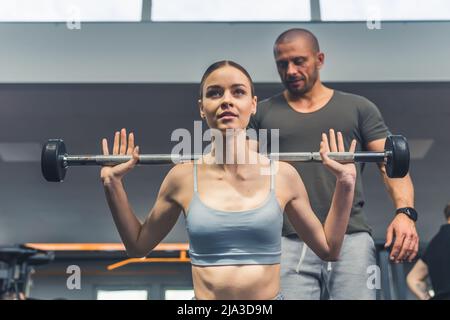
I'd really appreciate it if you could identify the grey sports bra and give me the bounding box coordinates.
[185,160,283,266]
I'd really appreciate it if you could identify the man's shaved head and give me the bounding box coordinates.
[273,28,323,97]
[274,28,320,55]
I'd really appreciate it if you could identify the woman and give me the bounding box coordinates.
[100,60,357,300]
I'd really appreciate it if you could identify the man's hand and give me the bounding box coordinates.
[385,213,419,263]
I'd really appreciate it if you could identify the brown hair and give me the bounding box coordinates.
[199,60,255,100]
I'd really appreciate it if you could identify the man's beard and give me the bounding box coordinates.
[285,70,318,97]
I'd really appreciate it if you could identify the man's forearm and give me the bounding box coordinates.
[407,278,430,300]
[380,165,414,208]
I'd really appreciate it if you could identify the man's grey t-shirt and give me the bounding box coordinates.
[248,90,389,236]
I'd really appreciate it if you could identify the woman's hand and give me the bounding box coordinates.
[320,129,357,183]
[101,128,139,184]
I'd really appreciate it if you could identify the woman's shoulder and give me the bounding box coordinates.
[161,161,194,192]
[273,160,300,176]
[271,160,304,204]
[273,160,303,191]
[161,162,195,207]
[166,161,194,180]
[253,154,301,179]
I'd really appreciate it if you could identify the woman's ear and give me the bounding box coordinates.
[251,96,258,115]
[198,99,205,119]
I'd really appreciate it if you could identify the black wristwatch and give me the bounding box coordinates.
[396,207,418,222]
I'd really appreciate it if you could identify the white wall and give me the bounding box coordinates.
[0,21,449,83]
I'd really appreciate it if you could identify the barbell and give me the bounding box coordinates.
[41,135,409,182]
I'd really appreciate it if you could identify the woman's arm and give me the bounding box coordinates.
[101,128,186,258]
[280,130,356,261]
[103,165,184,257]
[281,162,355,261]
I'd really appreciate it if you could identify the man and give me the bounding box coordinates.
[407,204,450,300]
[248,28,418,299]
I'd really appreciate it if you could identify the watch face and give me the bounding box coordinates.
[397,208,417,221]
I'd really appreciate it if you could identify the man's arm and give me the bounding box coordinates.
[406,259,431,300]
[366,138,418,263]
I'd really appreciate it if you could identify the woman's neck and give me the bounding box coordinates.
[208,129,255,171]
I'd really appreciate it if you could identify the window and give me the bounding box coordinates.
[97,289,148,300]
[165,289,195,300]
[320,0,450,21]
[0,0,142,22]
[151,0,311,22]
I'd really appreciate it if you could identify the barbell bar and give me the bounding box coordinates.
[41,135,409,182]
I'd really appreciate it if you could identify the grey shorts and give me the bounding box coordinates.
[280,232,377,300]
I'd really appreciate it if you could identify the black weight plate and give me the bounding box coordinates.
[385,135,409,178]
[41,139,67,182]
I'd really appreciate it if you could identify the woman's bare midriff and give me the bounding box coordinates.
[191,264,280,300]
